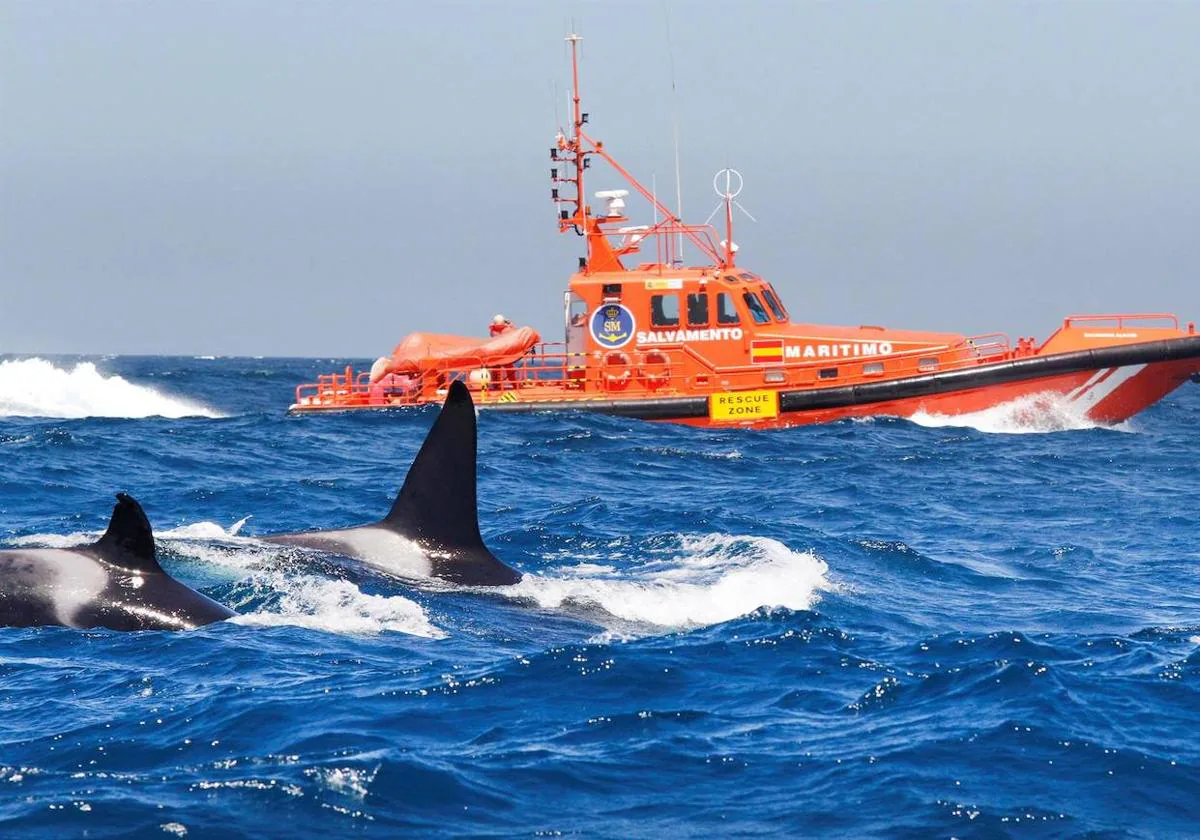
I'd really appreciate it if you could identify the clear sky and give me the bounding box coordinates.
[3,1,1198,356]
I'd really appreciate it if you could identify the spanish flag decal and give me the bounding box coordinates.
[750,339,784,365]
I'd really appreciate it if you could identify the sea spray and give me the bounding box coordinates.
[0,357,221,419]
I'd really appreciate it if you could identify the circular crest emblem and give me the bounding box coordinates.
[589,303,635,349]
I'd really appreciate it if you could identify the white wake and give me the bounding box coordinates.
[228,576,445,638]
[160,528,446,639]
[909,392,1133,435]
[502,533,831,635]
[0,358,221,419]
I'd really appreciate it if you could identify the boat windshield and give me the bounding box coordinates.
[742,292,772,325]
[761,285,789,322]
[716,292,740,324]
[651,293,680,327]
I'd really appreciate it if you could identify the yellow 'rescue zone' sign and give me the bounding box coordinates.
[709,390,779,422]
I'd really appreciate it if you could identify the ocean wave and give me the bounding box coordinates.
[228,577,445,638]
[502,533,831,635]
[189,529,827,638]
[0,357,223,419]
[164,535,445,639]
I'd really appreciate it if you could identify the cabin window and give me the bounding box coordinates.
[723,274,742,283]
[863,361,885,375]
[742,292,771,325]
[686,292,709,326]
[567,293,588,328]
[762,285,789,322]
[716,292,740,324]
[651,293,680,327]
[918,357,939,372]
[819,367,838,379]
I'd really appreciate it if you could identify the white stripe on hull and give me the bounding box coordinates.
[1067,364,1147,412]
[1065,367,1110,402]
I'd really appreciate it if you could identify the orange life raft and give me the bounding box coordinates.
[374,328,541,380]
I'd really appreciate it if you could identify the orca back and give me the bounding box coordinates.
[0,494,234,631]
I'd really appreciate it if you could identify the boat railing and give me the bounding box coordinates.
[1062,313,1180,331]
[965,333,1011,358]
[599,221,724,269]
[419,343,583,398]
[293,366,373,408]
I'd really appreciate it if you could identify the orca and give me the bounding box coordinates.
[0,493,235,631]
[264,381,523,586]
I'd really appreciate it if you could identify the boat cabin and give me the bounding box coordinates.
[564,266,790,367]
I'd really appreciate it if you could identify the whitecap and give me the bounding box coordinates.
[304,765,378,799]
[166,538,445,638]
[230,577,445,638]
[0,358,222,419]
[500,533,831,635]
[10,518,246,548]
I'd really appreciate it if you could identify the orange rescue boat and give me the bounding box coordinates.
[291,34,1200,428]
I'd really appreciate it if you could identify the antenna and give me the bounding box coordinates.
[552,78,561,134]
[652,173,661,264]
[547,30,725,269]
[567,33,585,237]
[704,168,756,268]
[663,0,684,267]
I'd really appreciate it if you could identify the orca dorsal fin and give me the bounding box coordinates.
[383,381,486,551]
[92,493,164,574]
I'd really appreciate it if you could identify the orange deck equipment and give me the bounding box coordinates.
[376,328,541,380]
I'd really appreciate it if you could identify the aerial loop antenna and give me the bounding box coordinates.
[704,168,756,267]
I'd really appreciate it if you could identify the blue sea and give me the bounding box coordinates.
[1,354,1197,838]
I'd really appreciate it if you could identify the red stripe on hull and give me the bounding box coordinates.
[1087,360,1196,423]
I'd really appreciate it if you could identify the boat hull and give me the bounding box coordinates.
[290,336,1200,429]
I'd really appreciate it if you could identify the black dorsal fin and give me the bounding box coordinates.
[384,381,486,551]
[92,493,164,574]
